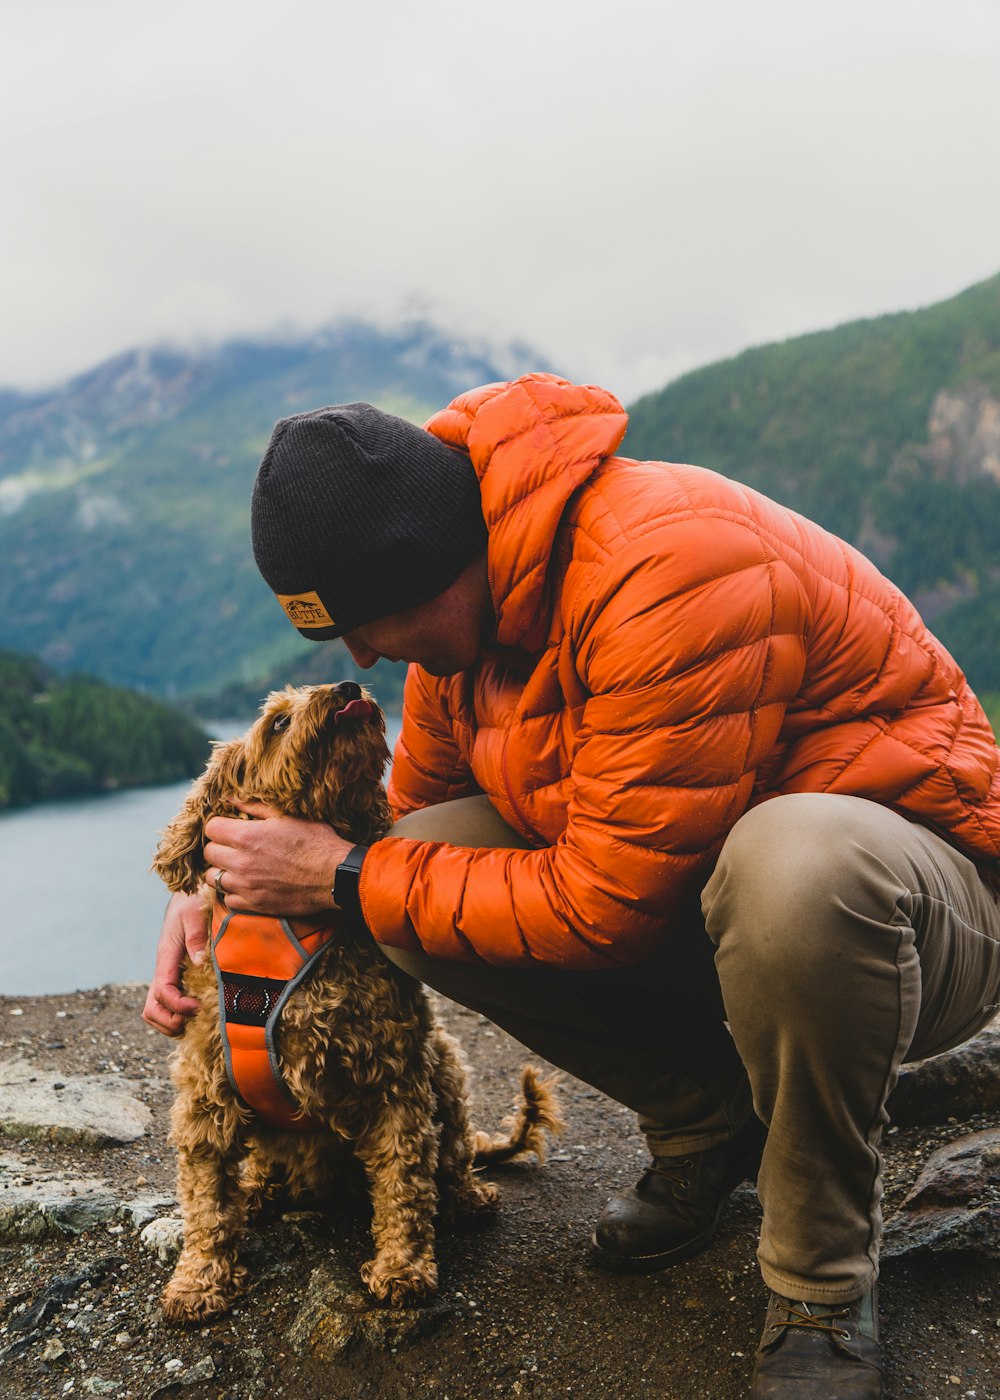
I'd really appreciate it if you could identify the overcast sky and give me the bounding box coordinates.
[4,0,999,401]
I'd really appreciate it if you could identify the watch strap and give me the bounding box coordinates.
[333,843,369,913]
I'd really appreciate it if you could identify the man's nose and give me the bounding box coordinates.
[341,635,379,669]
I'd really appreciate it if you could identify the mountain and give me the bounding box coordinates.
[2,283,998,712]
[622,272,1000,693]
[0,322,547,697]
[0,650,210,808]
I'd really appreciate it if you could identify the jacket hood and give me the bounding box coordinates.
[424,373,628,652]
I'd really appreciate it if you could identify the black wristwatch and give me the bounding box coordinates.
[333,844,369,913]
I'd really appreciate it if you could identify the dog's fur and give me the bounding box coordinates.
[152,682,562,1323]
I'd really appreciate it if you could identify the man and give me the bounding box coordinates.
[146,373,1000,1399]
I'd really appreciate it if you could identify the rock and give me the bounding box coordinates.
[288,1256,452,1361]
[140,1216,185,1262]
[148,1364,215,1396]
[0,1151,118,1240]
[179,1355,216,1383]
[924,386,1000,486]
[0,1059,152,1145]
[147,1356,215,1396]
[41,1337,69,1362]
[0,1151,174,1240]
[8,1258,122,1333]
[889,1017,1000,1127]
[0,1336,33,1364]
[144,1360,212,1394]
[883,1127,1000,1258]
[83,1378,122,1395]
[119,1193,178,1230]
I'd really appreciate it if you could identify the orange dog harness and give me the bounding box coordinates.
[210,897,337,1132]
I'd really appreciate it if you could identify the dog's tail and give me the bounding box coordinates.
[473,1065,565,1165]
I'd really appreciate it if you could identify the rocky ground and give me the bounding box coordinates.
[1,984,999,1400]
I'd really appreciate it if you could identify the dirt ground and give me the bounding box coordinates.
[1,983,998,1400]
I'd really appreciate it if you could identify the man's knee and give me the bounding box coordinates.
[702,794,903,974]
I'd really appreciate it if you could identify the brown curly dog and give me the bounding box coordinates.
[152,681,562,1323]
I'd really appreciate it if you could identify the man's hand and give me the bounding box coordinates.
[143,890,210,1037]
[202,801,355,916]
[144,804,356,1038]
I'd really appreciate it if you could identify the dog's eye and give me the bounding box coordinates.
[271,713,291,733]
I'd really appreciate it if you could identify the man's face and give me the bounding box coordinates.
[340,554,494,677]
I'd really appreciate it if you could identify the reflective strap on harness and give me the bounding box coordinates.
[210,897,337,1132]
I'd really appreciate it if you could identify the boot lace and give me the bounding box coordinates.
[647,1157,695,1194]
[769,1301,852,1342]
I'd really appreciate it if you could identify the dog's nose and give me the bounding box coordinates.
[338,681,362,701]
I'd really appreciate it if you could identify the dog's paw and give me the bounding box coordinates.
[360,1252,438,1306]
[161,1255,248,1324]
[467,1177,501,1210]
[240,1177,279,1220]
[446,1176,500,1219]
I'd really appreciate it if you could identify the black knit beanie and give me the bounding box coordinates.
[251,403,488,640]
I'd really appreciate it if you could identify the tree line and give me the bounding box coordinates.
[0,650,211,809]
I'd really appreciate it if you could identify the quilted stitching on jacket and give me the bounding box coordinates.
[361,374,1000,969]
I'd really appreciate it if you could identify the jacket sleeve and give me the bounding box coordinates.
[387,664,481,820]
[362,516,809,967]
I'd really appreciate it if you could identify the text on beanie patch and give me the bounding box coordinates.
[276,592,336,629]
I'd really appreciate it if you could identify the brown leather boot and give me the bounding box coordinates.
[749,1287,882,1398]
[589,1114,765,1272]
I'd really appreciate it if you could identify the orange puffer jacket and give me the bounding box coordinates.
[358,373,1000,969]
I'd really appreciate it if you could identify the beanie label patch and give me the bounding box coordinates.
[275,591,336,630]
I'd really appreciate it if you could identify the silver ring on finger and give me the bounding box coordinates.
[214,869,226,896]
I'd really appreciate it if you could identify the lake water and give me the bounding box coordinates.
[0,717,402,997]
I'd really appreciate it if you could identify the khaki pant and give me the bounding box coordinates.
[378,792,1000,1302]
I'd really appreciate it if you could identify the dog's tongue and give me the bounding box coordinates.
[334,697,374,724]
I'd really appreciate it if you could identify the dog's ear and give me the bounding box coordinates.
[309,719,393,843]
[152,739,247,893]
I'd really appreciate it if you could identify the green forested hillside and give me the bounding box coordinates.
[2,285,998,711]
[0,324,544,697]
[0,651,211,808]
[623,273,1000,690]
